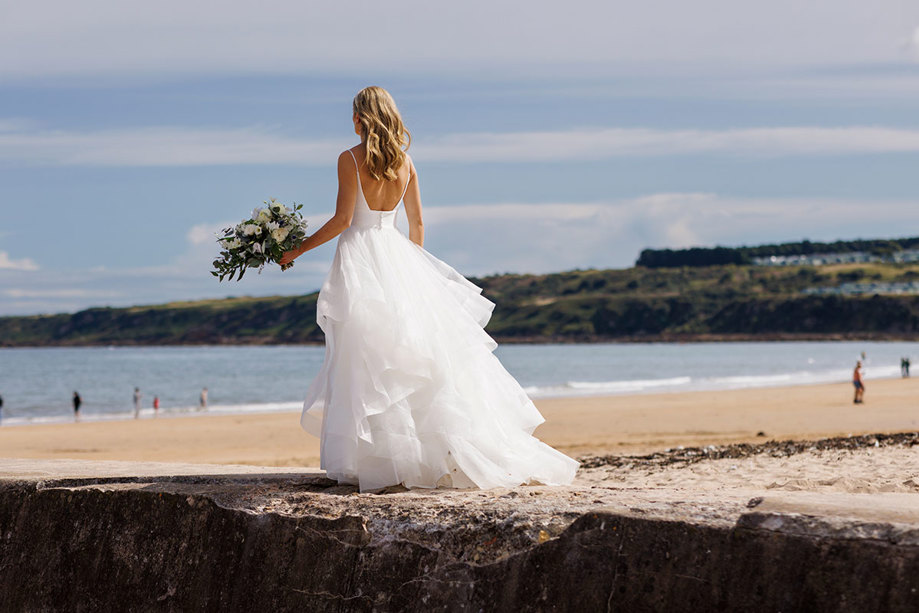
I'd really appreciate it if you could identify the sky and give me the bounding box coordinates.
[2,1,919,316]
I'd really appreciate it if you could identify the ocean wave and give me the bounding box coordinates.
[523,364,903,398]
[524,376,693,398]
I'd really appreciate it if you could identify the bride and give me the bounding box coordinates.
[280,86,578,492]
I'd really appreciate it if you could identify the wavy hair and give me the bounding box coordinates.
[353,86,411,181]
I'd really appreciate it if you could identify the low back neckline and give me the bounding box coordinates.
[348,149,410,213]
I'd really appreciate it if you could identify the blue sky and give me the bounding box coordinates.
[2,1,919,315]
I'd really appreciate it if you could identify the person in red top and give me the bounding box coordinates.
[853,361,865,404]
[153,396,160,417]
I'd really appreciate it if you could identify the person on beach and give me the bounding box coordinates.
[153,395,160,417]
[133,387,142,419]
[279,86,578,492]
[199,387,208,411]
[853,361,865,404]
[72,391,82,421]
[901,357,910,378]
[0,393,4,424]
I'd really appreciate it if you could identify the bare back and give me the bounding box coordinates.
[349,146,412,212]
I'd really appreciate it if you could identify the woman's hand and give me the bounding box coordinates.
[279,245,300,269]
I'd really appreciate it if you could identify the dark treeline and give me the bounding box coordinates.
[637,237,919,269]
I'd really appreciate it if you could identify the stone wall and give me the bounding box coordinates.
[2,470,919,612]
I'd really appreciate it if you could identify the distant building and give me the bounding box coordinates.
[803,282,919,296]
[891,250,919,264]
[753,252,877,266]
[755,249,919,267]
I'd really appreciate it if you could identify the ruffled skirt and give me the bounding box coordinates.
[301,225,579,492]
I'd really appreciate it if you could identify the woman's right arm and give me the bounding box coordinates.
[403,159,424,248]
[280,152,356,266]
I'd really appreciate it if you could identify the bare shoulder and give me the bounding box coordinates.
[338,150,357,172]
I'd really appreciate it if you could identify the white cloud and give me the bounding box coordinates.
[1,1,917,80]
[419,126,919,161]
[0,251,39,271]
[0,125,341,167]
[4,123,919,168]
[3,288,117,299]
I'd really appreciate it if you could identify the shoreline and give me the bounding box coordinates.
[4,332,919,348]
[1,347,912,427]
[1,377,918,465]
[0,370,909,428]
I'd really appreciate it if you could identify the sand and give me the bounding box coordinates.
[1,376,917,467]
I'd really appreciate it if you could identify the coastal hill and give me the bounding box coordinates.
[3,256,919,346]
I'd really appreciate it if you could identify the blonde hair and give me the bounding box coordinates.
[353,86,411,181]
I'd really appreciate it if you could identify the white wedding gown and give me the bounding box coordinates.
[301,152,579,492]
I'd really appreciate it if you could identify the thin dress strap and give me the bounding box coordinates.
[347,149,360,185]
[399,155,412,202]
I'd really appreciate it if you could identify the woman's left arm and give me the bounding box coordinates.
[403,159,424,248]
[280,152,357,267]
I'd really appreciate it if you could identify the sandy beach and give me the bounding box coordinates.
[1,376,917,466]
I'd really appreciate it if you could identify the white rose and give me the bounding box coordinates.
[242,223,261,236]
[266,221,280,232]
[257,209,271,223]
[272,203,288,215]
[271,227,290,243]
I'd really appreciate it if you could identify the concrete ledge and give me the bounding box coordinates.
[1,460,918,612]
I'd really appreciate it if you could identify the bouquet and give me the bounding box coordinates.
[211,199,309,281]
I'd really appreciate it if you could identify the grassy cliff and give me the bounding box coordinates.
[3,262,919,346]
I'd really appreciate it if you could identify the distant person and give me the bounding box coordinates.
[902,357,911,378]
[853,361,865,404]
[153,395,160,417]
[199,387,208,411]
[72,391,82,421]
[0,393,4,424]
[133,387,142,419]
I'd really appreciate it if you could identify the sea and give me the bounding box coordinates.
[0,341,913,426]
